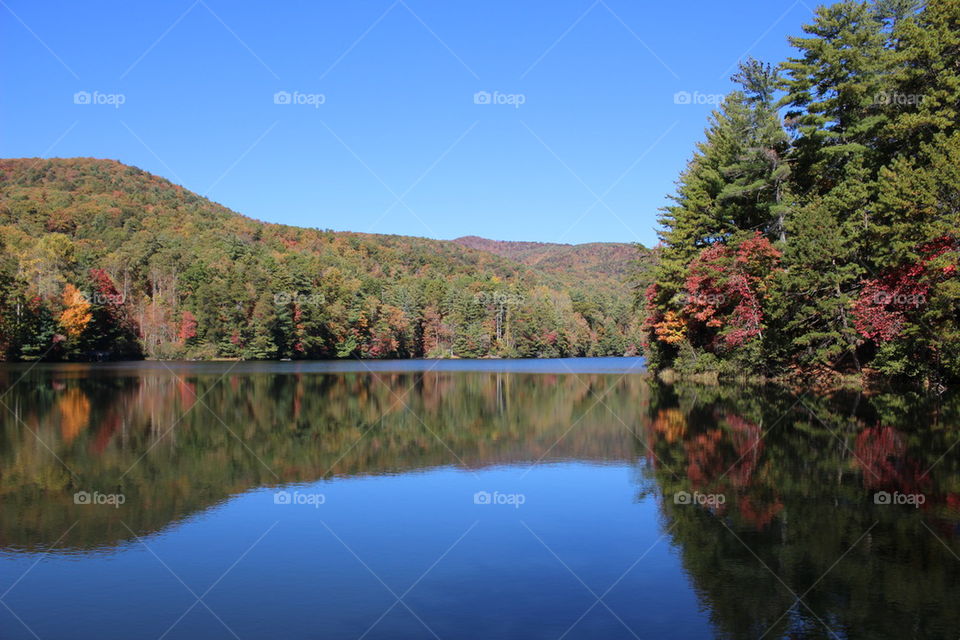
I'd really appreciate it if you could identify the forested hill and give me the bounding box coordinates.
[0,158,643,361]
[453,236,637,279]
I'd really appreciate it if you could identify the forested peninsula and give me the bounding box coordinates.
[639,0,959,387]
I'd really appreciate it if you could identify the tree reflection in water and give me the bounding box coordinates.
[642,382,960,639]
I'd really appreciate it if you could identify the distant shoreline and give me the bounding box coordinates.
[0,356,649,376]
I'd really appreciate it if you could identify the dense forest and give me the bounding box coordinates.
[640,0,959,386]
[0,158,643,361]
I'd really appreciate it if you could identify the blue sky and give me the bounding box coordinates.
[1,0,815,246]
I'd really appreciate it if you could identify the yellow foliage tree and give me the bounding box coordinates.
[654,310,687,345]
[59,284,92,339]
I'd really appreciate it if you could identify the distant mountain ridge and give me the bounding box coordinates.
[453,235,638,280]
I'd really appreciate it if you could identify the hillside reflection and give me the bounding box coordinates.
[0,367,645,550]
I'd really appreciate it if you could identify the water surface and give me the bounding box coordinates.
[1,359,958,639]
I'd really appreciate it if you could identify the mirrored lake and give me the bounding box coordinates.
[1,359,959,639]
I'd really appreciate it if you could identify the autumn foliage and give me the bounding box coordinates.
[682,234,781,349]
[640,0,960,384]
[59,284,91,339]
[645,233,781,356]
[852,236,956,342]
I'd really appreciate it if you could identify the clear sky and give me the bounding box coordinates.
[1,0,815,246]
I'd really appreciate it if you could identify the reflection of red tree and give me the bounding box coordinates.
[948,494,960,512]
[90,412,121,455]
[58,388,91,444]
[293,375,302,419]
[725,415,763,489]
[855,426,929,494]
[678,413,784,529]
[177,379,196,412]
[683,415,763,490]
[739,496,783,530]
[685,429,725,490]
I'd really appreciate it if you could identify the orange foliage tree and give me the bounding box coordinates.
[59,284,92,339]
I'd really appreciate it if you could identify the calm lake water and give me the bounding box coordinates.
[1,358,959,639]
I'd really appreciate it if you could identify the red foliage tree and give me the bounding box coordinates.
[681,233,781,350]
[178,310,198,343]
[86,268,141,356]
[852,236,955,341]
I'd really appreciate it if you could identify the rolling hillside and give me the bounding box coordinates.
[0,158,644,361]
